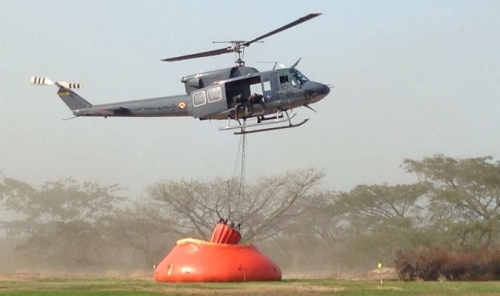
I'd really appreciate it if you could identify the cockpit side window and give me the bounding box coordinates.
[290,68,309,85]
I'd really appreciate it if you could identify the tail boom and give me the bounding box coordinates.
[31,76,192,118]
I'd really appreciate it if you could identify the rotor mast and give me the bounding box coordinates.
[211,41,264,66]
[211,41,247,66]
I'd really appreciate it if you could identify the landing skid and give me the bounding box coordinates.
[234,118,309,135]
[219,112,309,135]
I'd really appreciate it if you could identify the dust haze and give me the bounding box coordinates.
[2,155,500,279]
[0,169,355,277]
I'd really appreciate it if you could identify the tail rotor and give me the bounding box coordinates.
[30,76,83,89]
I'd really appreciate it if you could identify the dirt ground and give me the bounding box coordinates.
[0,267,397,282]
[283,267,397,280]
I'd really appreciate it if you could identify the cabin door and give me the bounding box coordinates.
[192,85,227,118]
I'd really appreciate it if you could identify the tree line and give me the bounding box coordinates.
[1,154,499,275]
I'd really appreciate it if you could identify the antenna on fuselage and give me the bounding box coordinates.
[254,61,279,70]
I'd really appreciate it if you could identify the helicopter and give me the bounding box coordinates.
[31,13,330,135]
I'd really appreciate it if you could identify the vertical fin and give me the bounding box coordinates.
[56,87,92,111]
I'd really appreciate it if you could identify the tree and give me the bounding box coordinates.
[404,154,500,251]
[145,168,325,243]
[106,202,179,267]
[336,183,430,222]
[331,182,431,267]
[265,191,346,273]
[0,177,123,269]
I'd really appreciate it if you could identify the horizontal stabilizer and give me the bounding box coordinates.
[30,76,83,89]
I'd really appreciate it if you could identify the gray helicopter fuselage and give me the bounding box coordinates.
[189,66,330,120]
[66,66,329,121]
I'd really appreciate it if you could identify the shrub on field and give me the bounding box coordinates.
[416,247,447,281]
[488,250,500,280]
[396,247,500,281]
[395,250,416,281]
[442,253,480,281]
[395,247,447,281]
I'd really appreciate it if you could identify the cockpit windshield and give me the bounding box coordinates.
[290,68,309,85]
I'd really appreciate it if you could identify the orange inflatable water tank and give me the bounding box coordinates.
[154,238,281,282]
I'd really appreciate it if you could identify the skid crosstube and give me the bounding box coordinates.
[219,113,298,131]
[234,119,309,135]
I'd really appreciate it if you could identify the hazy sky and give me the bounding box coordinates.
[1,0,499,197]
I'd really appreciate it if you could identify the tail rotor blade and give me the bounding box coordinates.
[30,76,54,86]
[57,82,83,89]
[30,77,83,89]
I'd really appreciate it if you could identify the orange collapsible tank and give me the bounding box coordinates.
[154,221,281,282]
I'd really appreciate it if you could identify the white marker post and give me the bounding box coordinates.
[378,262,383,284]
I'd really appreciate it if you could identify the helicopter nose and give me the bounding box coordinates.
[318,83,330,95]
[309,82,330,97]
[309,82,330,104]
[303,81,330,104]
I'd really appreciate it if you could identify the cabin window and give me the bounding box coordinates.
[262,81,272,99]
[192,91,206,107]
[207,87,222,103]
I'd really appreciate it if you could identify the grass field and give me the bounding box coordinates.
[0,276,499,295]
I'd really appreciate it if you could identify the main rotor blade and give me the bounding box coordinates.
[161,13,321,62]
[242,13,321,47]
[161,47,231,62]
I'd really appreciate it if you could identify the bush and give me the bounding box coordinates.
[395,247,500,281]
[395,247,447,281]
[395,250,417,281]
[488,250,500,280]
